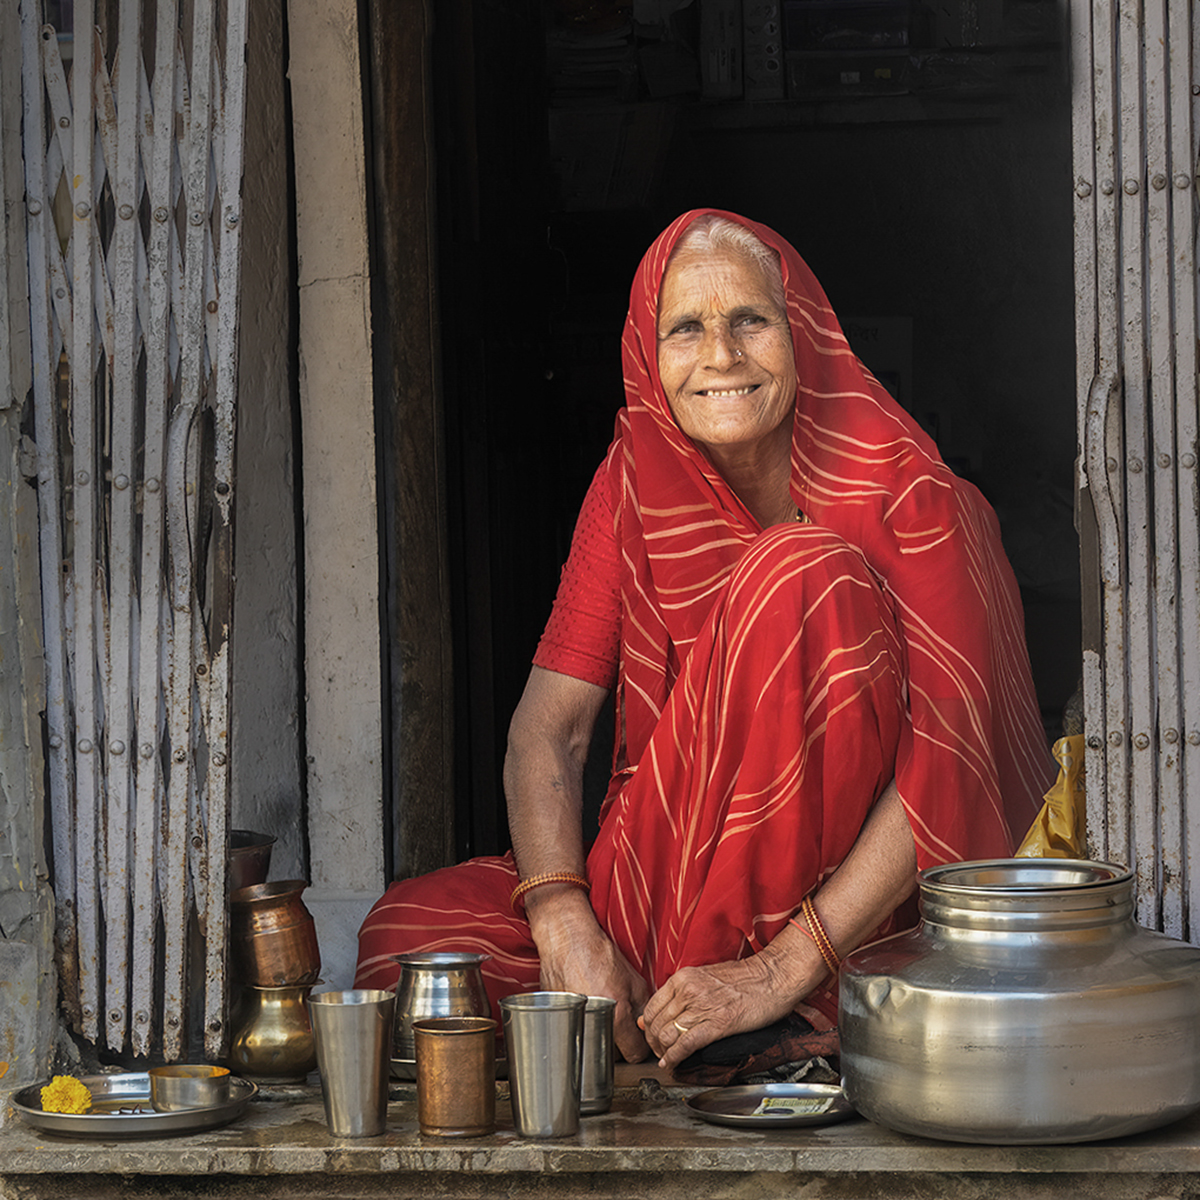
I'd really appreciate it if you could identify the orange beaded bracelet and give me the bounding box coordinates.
[789,895,841,978]
[510,870,591,914]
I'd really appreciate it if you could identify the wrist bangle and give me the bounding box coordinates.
[789,895,841,978]
[510,870,591,914]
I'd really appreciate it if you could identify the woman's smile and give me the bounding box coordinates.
[656,245,797,465]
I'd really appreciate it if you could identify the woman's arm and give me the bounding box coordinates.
[505,665,651,1062]
[640,780,916,1069]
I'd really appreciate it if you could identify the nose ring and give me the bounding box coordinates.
[735,348,744,358]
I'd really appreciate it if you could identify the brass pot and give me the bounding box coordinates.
[227,983,318,1083]
[229,880,321,986]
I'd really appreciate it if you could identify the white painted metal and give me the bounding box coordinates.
[1175,0,1200,938]
[19,4,79,1032]
[1075,0,1200,938]
[18,0,249,1059]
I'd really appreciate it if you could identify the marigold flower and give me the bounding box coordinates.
[40,1075,92,1114]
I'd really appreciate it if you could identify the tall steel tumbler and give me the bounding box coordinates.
[499,991,587,1137]
[581,996,616,1115]
[308,989,395,1137]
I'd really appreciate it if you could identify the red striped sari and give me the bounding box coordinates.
[356,211,1055,1023]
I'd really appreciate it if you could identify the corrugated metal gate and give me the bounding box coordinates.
[18,0,247,1059]
[1073,0,1200,937]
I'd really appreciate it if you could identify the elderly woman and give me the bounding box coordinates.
[356,210,1055,1073]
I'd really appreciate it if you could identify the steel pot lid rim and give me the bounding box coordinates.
[918,857,1132,896]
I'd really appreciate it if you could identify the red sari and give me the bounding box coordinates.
[356,211,1055,1023]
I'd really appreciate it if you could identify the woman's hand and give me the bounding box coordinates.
[638,952,804,1071]
[527,885,651,1062]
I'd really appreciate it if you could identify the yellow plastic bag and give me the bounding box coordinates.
[1014,734,1087,858]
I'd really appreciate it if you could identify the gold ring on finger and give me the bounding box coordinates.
[673,1019,690,1034]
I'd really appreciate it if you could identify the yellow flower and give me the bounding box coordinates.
[40,1075,92,1115]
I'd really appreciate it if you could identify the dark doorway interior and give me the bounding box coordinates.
[427,1,1078,863]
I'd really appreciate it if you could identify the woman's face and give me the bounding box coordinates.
[656,244,797,462]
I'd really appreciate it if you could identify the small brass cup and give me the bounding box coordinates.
[413,1016,497,1137]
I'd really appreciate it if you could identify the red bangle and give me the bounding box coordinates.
[510,871,590,914]
[789,895,841,978]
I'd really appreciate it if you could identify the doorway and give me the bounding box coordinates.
[388,0,1078,863]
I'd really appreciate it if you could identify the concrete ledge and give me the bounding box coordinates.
[4,1074,1200,1199]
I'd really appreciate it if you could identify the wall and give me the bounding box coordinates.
[231,0,305,881]
[0,0,56,1084]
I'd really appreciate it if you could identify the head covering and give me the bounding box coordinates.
[609,208,1053,865]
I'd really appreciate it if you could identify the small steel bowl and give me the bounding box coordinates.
[148,1064,232,1112]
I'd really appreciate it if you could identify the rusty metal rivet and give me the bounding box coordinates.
[109,740,125,756]
[191,836,203,849]
[1134,733,1150,750]
[189,211,203,226]
[1129,457,1143,473]
[145,477,160,492]
[1108,731,1123,746]
[55,287,65,299]
[78,738,93,754]
[225,209,239,228]
[1152,173,1168,191]
[114,473,130,490]
[173,748,187,763]
[82,1006,94,1018]
[1123,179,1140,195]
[1101,179,1115,195]
[216,481,230,495]
[1087,735,1103,749]
[196,664,208,676]
[1182,454,1196,469]
[213,752,227,767]
[27,199,42,216]
[1176,174,1192,190]
[1106,456,1118,472]
[109,1010,121,1023]
[1158,453,1172,468]
[118,203,135,219]
[76,470,89,486]
[136,1011,148,1024]
[1189,731,1200,746]
[58,115,69,128]
[208,1020,222,1033]
[1165,729,1179,744]
[1194,84,1200,95]
[140,742,155,758]
[206,300,218,314]
[49,734,62,749]
[1075,180,1092,198]
[167,1016,180,1028]
[75,202,89,218]
[154,206,169,223]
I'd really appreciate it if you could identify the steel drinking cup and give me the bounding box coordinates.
[580,996,616,1115]
[308,989,395,1137]
[499,991,586,1138]
[413,1016,497,1136]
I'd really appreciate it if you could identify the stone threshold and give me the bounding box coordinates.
[4,1065,1200,1199]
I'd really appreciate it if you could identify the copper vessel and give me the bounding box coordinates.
[229,879,320,986]
[413,1017,496,1136]
[228,829,277,891]
[227,983,318,1083]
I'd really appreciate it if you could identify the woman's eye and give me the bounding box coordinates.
[735,313,767,329]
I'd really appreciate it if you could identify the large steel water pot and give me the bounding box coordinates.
[839,858,1200,1144]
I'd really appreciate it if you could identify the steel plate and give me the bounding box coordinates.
[10,1073,257,1138]
[685,1082,855,1129]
